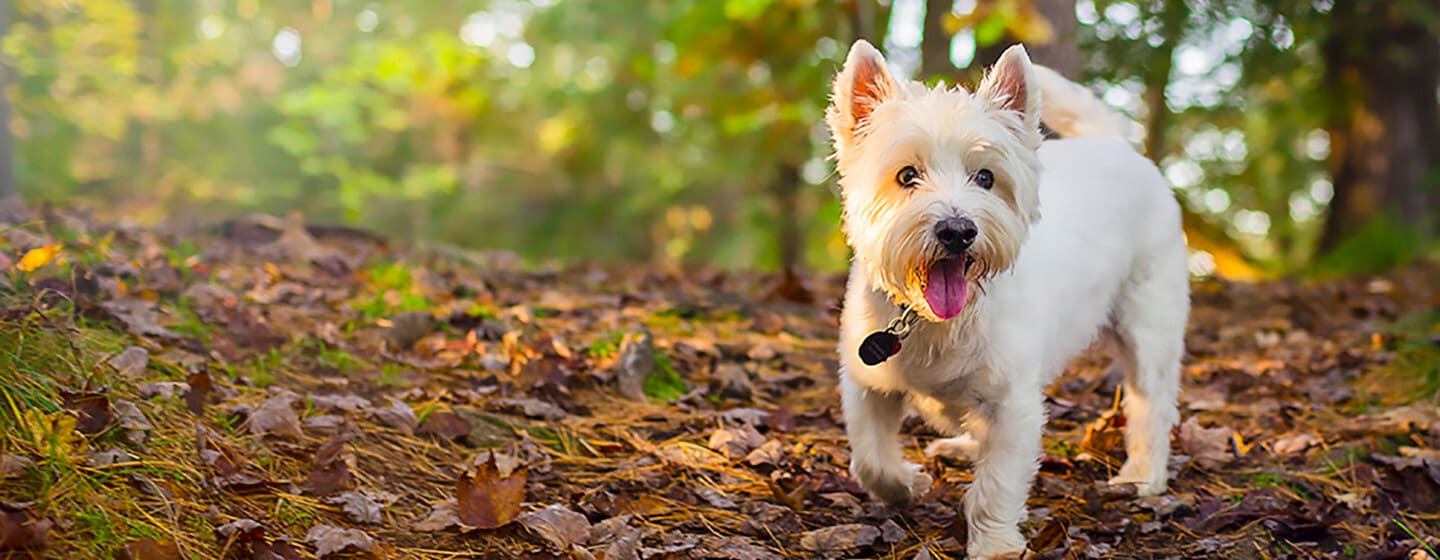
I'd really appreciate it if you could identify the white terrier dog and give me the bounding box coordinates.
[827,41,1188,559]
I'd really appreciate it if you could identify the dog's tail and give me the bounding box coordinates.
[1034,65,1142,150]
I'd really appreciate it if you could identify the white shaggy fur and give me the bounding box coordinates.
[827,41,1188,559]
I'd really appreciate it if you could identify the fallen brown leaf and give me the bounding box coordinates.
[61,390,112,434]
[518,504,591,550]
[300,434,355,496]
[185,370,213,415]
[108,346,150,378]
[113,399,153,444]
[456,453,528,529]
[0,455,33,479]
[412,500,462,532]
[798,523,879,553]
[494,397,566,420]
[304,524,373,558]
[248,390,302,439]
[0,501,51,551]
[98,299,181,340]
[417,411,470,441]
[1180,417,1237,469]
[119,537,181,560]
[370,397,419,434]
[708,424,764,459]
[324,490,398,525]
[138,381,188,401]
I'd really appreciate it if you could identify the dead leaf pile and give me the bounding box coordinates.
[1,210,1438,558]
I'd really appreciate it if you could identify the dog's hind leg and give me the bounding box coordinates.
[1106,247,1187,496]
[925,433,981,460]
[919,402,987,461]
[841,374,932,506]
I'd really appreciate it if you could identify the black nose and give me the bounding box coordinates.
[935,217,978,254]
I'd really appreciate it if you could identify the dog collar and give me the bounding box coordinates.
[859,305,920,366]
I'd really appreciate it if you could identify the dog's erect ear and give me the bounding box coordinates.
[978,44,1041,133]
[827,40,900,154]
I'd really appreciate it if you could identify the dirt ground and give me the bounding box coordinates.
[1,211,1438,559]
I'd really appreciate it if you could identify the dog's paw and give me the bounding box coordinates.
[967,525,1028,559]
[969,549,1028,560]
[851,460,932,507]
[1107,476,1164,497]
[924,434,980,460]
[1108,461,1167,497]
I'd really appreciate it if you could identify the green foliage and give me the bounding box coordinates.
[3,0,856,270]
[1387,309,1440,401]
[644,353,687,402]
[586,330,624,360]
[377,363,405,387]
[1312,217,1427,277]
[1249,471,1310,500]
[5,0,1435,275]
[1393,518,1440,559]
[354,261,431,321]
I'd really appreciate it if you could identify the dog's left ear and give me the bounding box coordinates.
[978,45,1042,139]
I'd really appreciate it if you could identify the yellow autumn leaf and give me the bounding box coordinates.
[1006,0,1055,44]
[15,244,62,272]
[17,409,87,457]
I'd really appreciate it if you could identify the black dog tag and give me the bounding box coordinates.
[859,331,902,366]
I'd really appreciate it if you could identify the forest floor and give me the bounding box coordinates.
[0,208,1438,560]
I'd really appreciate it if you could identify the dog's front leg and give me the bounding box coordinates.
[965,391,1044,559]
[841,374,931,506]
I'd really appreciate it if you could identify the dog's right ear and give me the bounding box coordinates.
[827,40,899,155]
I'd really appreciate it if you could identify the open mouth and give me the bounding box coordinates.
[923,255,974,320]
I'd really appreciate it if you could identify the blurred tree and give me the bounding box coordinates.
[1,0,1434,276]
[1028,0,1079,77]
[921,0,954,78]
[1317,0,1439,253]
[0,0,13,200]
[963,0,1077,80]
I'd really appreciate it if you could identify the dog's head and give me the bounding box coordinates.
[826,40,1044,322]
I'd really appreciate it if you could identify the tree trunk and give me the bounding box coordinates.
[847,0,893,44]
[1025,0,1078,77]
[1319,2,1440,252]
[774,161,802,273]
[0,0,14,201]
[767,160,815,303]
[921,0,953,79]
[968,0,1078,80]
[1140,1,1185,160]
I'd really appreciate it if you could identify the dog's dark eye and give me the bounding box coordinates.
[896,166,921,188]
[973,169,994,190]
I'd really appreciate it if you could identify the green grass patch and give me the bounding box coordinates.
[169,297,212,341]
[378,363,405,387]
[1312,216,1429,277]
[0,308,199,556]
[1046,439,1079,459]
[1249,471,1311,500]
[586,330,624,360]
[1389,309,1440,401]
[313,341,365,372]
[644,353,688,402]
[228,347,285,387]
[352,261,433,322]
[0,317,128,431]
[274,497,321,528]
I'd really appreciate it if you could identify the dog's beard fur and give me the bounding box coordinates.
[828,46,1044,321]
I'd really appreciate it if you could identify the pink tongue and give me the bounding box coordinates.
[923,259,970,319]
